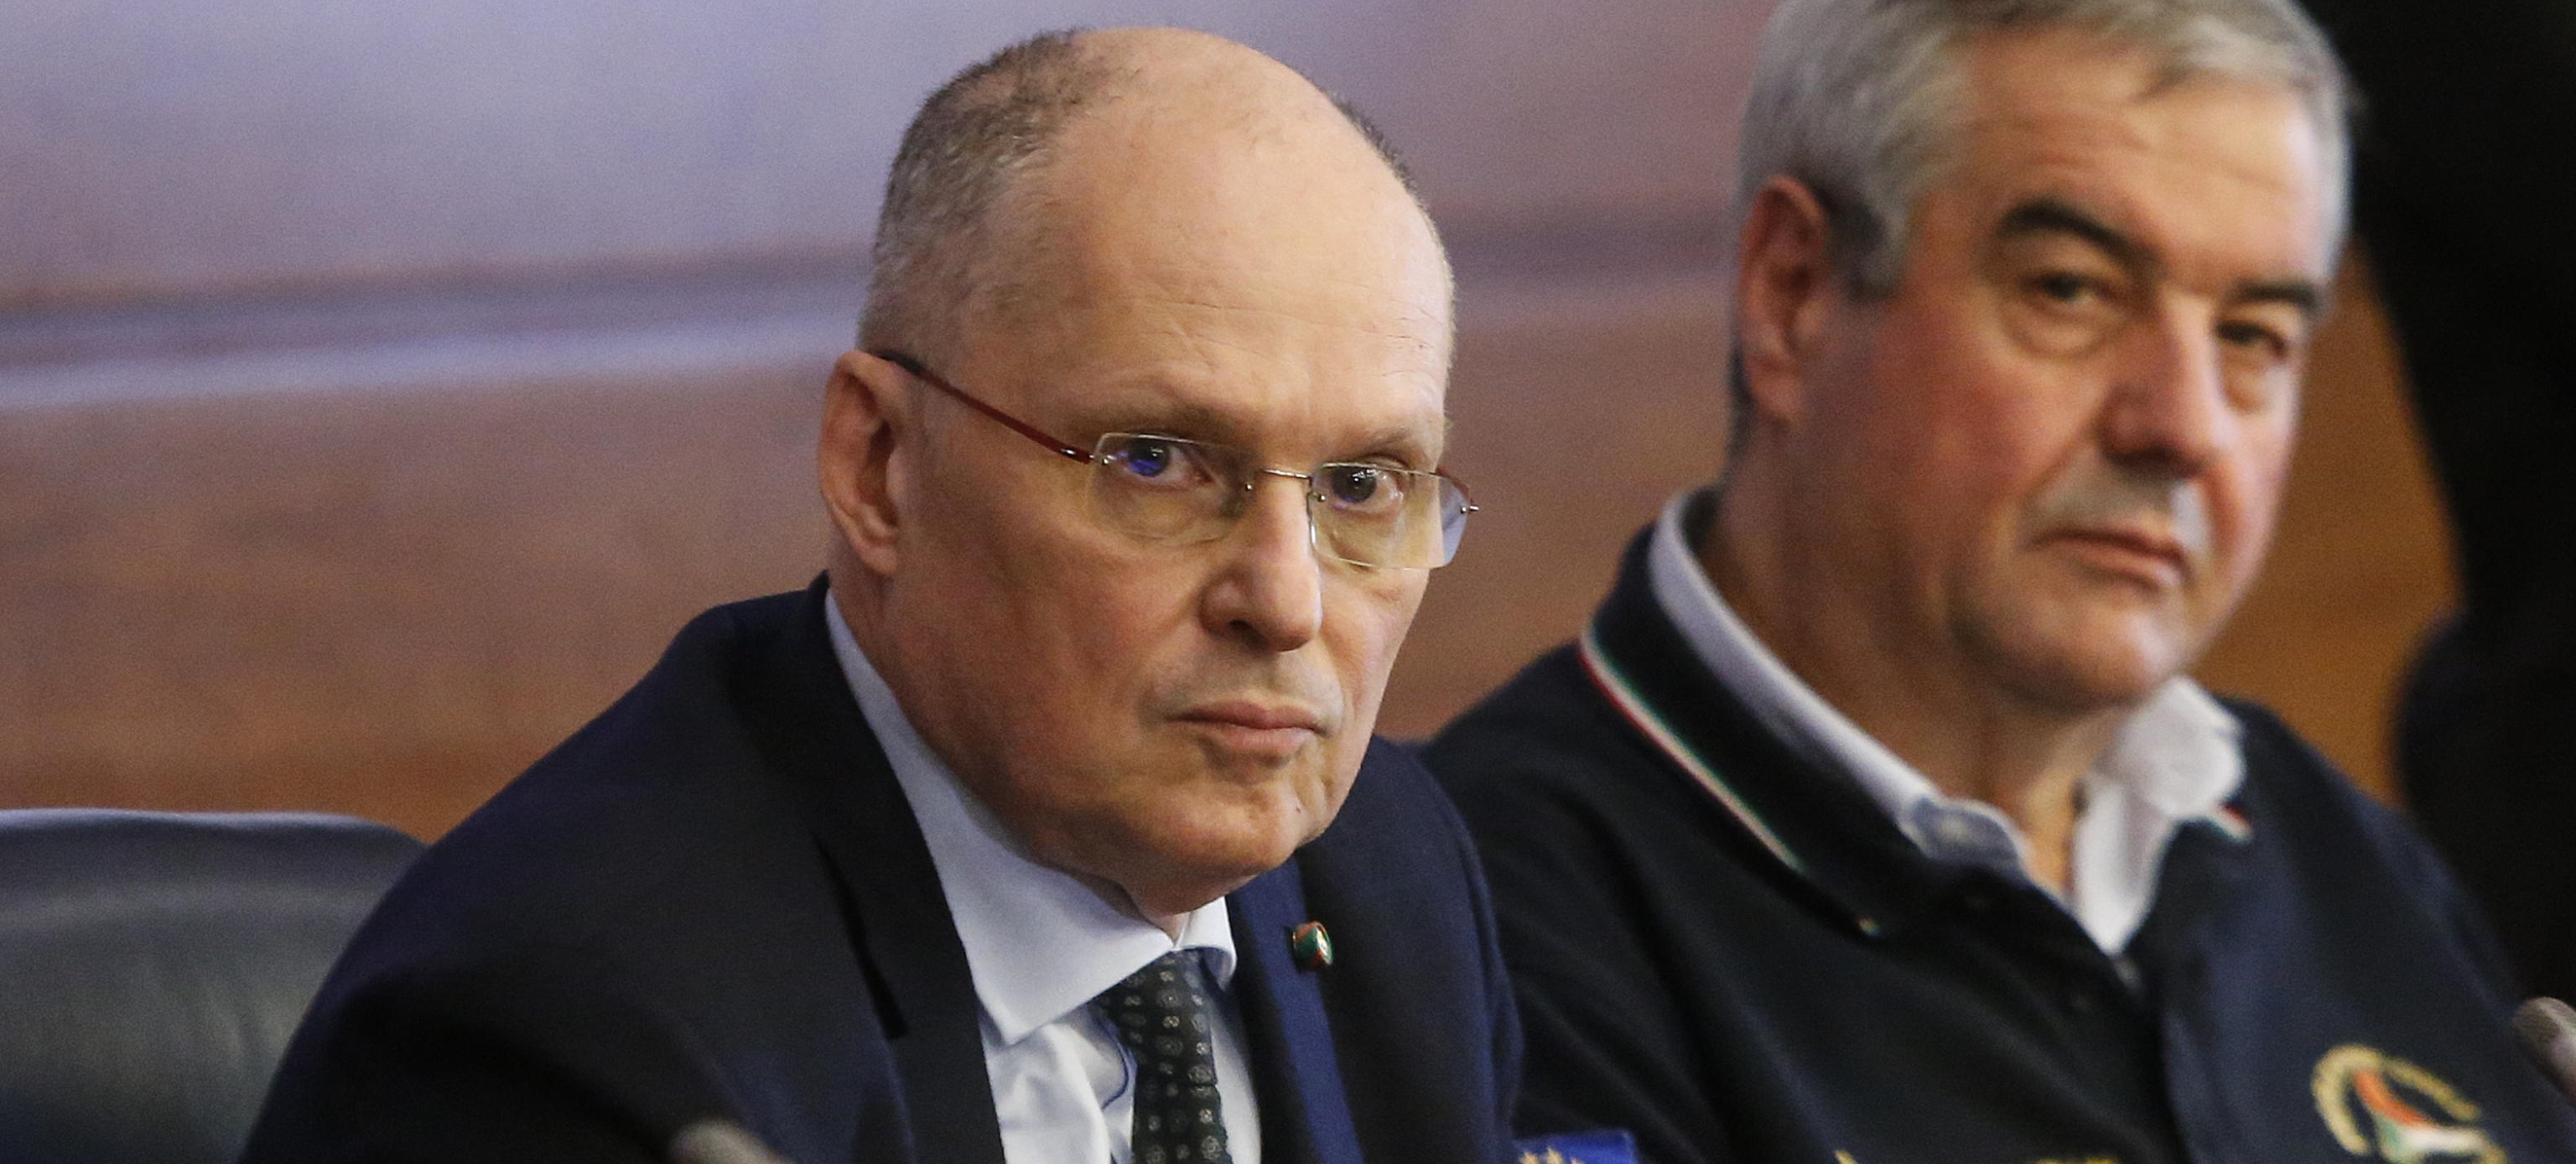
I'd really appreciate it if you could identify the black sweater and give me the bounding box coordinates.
[1429,526,2576,1164]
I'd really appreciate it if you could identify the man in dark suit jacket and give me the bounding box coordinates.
[243,28,1515,1164]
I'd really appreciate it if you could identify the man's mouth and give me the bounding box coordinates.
[1172,700,1326,758]
[2042,524,2194,586]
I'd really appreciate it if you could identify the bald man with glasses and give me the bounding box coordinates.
[243,29,1517,1164]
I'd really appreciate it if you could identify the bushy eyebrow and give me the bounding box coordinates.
[1993,197,2326,318]
[1076,397,1252,444]
[1995,198,2155,274]
[2236,277,2327,318]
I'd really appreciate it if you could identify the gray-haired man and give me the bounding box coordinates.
[1429,0,2576,1161]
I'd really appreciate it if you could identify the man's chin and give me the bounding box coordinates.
[1106,823,1318,917]
[2013,645,2189,715]
[1057,753,1352,912]
[1980,609,2199,714]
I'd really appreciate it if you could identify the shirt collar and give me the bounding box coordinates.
[1645,490,1949,826]
[2065,679,2246,949]
[1644,487,2246,949]
[823,595,1237,1046]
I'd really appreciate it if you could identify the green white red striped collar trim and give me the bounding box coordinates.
[1578,619,1807,878]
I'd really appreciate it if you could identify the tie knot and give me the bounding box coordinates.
[1098,950,1217,1053]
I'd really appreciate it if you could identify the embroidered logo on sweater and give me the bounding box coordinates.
[2313,1044,2504,1163]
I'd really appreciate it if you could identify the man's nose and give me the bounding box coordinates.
[2099,309,2231,479]
[1198,475,1325,653]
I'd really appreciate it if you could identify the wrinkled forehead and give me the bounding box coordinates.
[1946,30,2340,273]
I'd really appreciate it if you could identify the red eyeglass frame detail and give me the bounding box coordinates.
[872,349,1094,462]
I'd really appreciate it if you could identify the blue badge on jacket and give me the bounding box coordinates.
[1514,1129,1639,1164]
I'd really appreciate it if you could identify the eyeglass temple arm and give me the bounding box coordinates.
[868,349,1093,463]
[1436,470,1480,513]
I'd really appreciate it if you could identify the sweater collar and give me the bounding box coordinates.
[1581,489,2252,941]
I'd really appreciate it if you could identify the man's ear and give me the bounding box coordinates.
[1733,175,1844,428]
[818,349,913,577]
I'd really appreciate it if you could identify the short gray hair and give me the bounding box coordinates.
[1740,0,2354,299]
[859,30,1426,362]
[858,30,1102,361]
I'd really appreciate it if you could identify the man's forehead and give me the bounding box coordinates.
[932,50,1454,461]
[1046,357,1448,454]
[948,234,1452,458]
[1945,34,2338,277]
[958,134,1445,323]
[969,245,1450,388]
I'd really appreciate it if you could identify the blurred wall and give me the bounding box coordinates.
[1,0,2449,839]
[4,0,1752,310]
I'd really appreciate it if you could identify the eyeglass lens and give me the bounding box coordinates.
[1087,434,1468,569]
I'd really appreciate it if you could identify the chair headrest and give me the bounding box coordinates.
[0,809,423,1164]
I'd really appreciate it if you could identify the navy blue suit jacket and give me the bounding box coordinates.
[242,581,1520,1164]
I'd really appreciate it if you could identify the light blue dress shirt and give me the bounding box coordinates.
[825,597,1263,1164]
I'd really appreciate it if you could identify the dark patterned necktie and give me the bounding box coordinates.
[1095,950,1233,1164]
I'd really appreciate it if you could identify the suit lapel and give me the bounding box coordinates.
[745,580,1371,1164]
[740,580,1006,1164]
[1228,861,1364,1164]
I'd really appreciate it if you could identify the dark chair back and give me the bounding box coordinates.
[0,809,422,1164]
